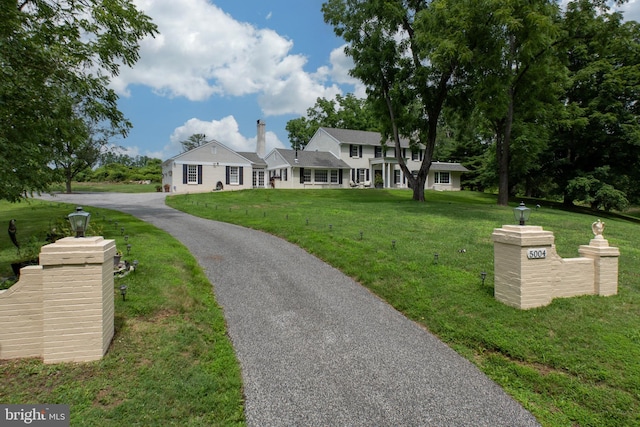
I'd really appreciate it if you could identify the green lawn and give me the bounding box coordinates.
[166,189,640,427]
[0,200,244,426]
[49,181,161,194]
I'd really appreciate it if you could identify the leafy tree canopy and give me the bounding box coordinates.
[286,94,379,150]
[180,134,208,152]
[0,0,157,201]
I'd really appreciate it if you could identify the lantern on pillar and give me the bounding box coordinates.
[513,202,531,226]
[68,207,91,238]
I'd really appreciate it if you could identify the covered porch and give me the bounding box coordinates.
[370,157,408,189]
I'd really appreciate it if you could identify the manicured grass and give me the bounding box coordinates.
[0,200,245,426]
[49,182,160,193]
[167,189,640,427]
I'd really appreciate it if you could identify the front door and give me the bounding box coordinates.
[253,170,265,188]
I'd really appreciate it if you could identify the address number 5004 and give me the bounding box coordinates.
[527,248,547,259]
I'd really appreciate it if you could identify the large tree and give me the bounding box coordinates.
[323,0,481,201]
[546,1,640,208]
[0,0,157,201]
[453,0,564,205]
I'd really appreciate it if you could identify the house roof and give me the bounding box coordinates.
[431,162,469,172]
[320,127,414,148]
[237,152,267,167]
[273,149,351,169]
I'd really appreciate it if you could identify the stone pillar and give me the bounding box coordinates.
[579,236,620,296]
[491,225,557,309]
[38,236,117,364]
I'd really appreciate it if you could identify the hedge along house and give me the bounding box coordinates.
[264,148,352,189]
[305,127,469,190]
[161,121,268,193]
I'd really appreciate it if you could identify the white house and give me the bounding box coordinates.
[264,149,351,189]
[162,121,468,193]
[304,127,469,191]
[161,139,267,193]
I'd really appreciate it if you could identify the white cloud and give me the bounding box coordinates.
[111,0,362,119]
[168,115,285,156]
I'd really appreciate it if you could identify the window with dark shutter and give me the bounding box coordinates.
[197,165,203,184]
[239,167,244,185]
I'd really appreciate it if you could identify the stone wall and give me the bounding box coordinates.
[0,237,116,363]
[492,225,619,309]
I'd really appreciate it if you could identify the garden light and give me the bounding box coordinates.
[513,202,531,226]
[68,206,91,238]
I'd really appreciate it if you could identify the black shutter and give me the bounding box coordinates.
[197,165,203,184]
[284,169,287,181]
[339,170,343,184]
[359,145,363,158]
[351,169,355,182]
[183,164,188,184]
[226,166,230,185]
[300,168,305,184]
[239,167,244,185]
[366,169,370,181]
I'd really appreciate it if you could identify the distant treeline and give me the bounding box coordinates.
[76,153,162,183]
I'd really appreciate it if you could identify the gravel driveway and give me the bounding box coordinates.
[38,192,540,427]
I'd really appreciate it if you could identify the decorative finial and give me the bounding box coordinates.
[591,219,605,238]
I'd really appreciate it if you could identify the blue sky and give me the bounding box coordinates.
[112,0,640,161]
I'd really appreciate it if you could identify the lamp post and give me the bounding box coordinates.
[513,202,531,226]
[119,285,128,301]
[481,271,487,286]
[68,206,91,238]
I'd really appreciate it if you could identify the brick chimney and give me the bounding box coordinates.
[256,119,266,158]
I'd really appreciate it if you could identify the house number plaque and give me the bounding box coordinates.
[527,248,547,259]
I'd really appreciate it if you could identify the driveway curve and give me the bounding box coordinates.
[38,192,539,427]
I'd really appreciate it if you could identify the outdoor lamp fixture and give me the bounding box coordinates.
[124,235,129,242]
[392,240,396,249]
[359,231,363,240]
[120,284,128,301]
[68,206,91,238]
[126,244,132,255]
[434,253,439,264]
[120,227,125,236]
[513,201,531,226]
[481,271,487,286]
[132,260,139,270]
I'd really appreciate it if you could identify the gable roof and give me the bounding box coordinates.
[320,127,414,148]
[237,152,267,167]
[272,149,351,169]
[163,139,249,165]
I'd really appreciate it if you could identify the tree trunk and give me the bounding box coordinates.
[412,174,426,201]
[497,86,515,206]
[65,169,73,194]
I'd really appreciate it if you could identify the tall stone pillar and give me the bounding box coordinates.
[491,225,557,309]
[579,235,620,296]
[38,237,117,364]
